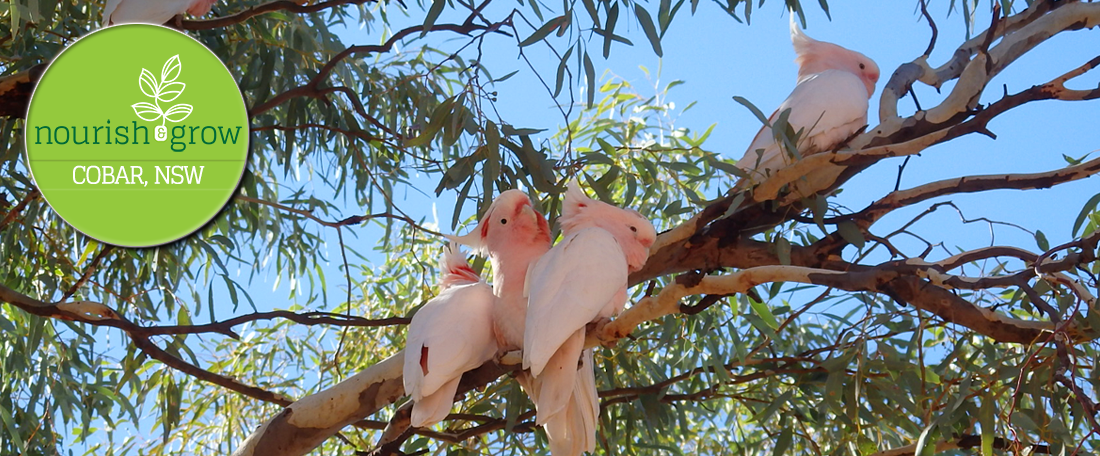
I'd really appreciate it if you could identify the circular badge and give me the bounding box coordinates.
[26,24,248,248]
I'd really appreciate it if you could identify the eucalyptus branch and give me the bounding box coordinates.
[235,194,444,236]
[820,156,1100,230]
[60,246,115,301]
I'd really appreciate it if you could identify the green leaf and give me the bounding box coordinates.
[602,2,620,58]
[837,221,865,249]
[75,240,99,268]
[421,0,446,36]
[581,0,599,25]
[634,4,662,56]
[979,393,995,456]
[501,124,547,136]
[733,96,770,125]
[1072,192,1100,235]
[485,120,501,153]
[818,0,831,21]
[776,236,791,265]
[493,70,520,82]
[658,0,672,33]
[1010,410,1040,433]
[584,51,596,108]
[552,45,574,97]
[774,426,793,456]
[753,389,793,423]
[596,138,617,156]
[748,297,779,331]
[1035,229,1050,251]
[519,16,564,47]
[809,196,828,235]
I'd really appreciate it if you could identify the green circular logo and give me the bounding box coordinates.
[26,24,248,248]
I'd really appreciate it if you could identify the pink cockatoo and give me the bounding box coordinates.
[449,189,552,352]
[402,243,497,428]
[102,0,218,26]
[523,181,656,427]
[450,189,600,456]
[734,16,880,186]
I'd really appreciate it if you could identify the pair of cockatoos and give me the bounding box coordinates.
[102,0,218,26]
[403,183,656,455]
[734,16,879,187]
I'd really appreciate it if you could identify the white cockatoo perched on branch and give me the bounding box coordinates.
[102,0,218,26]
[402,243,497,428]
[523,181,656,435]
[734,15,880,187]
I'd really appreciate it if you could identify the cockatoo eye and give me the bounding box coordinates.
[629,226,637,233]
[500,218,508,225]
[859,63,865,70]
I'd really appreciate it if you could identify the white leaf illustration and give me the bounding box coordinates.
[132,102,163,121]
[157,82,186,103]
[163,104,194,123]
[161,55,182,84]
[139,69,159,98]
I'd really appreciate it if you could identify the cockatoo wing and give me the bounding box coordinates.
[403,282,496,427]
[523,227,627,376]
[103,0,194,26]
[736,70,869,184]
[533,328,585,423]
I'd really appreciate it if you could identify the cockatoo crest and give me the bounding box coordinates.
[559,181,656,272]
[790,15,879,97]
[437,242,480,290]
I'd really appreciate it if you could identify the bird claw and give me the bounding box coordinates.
[588,319,619,347]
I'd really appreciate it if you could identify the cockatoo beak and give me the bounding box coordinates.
[518,202,537,222]
[445,231,482,249]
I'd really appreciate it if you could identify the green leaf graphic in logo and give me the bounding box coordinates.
[25,25,249,248]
